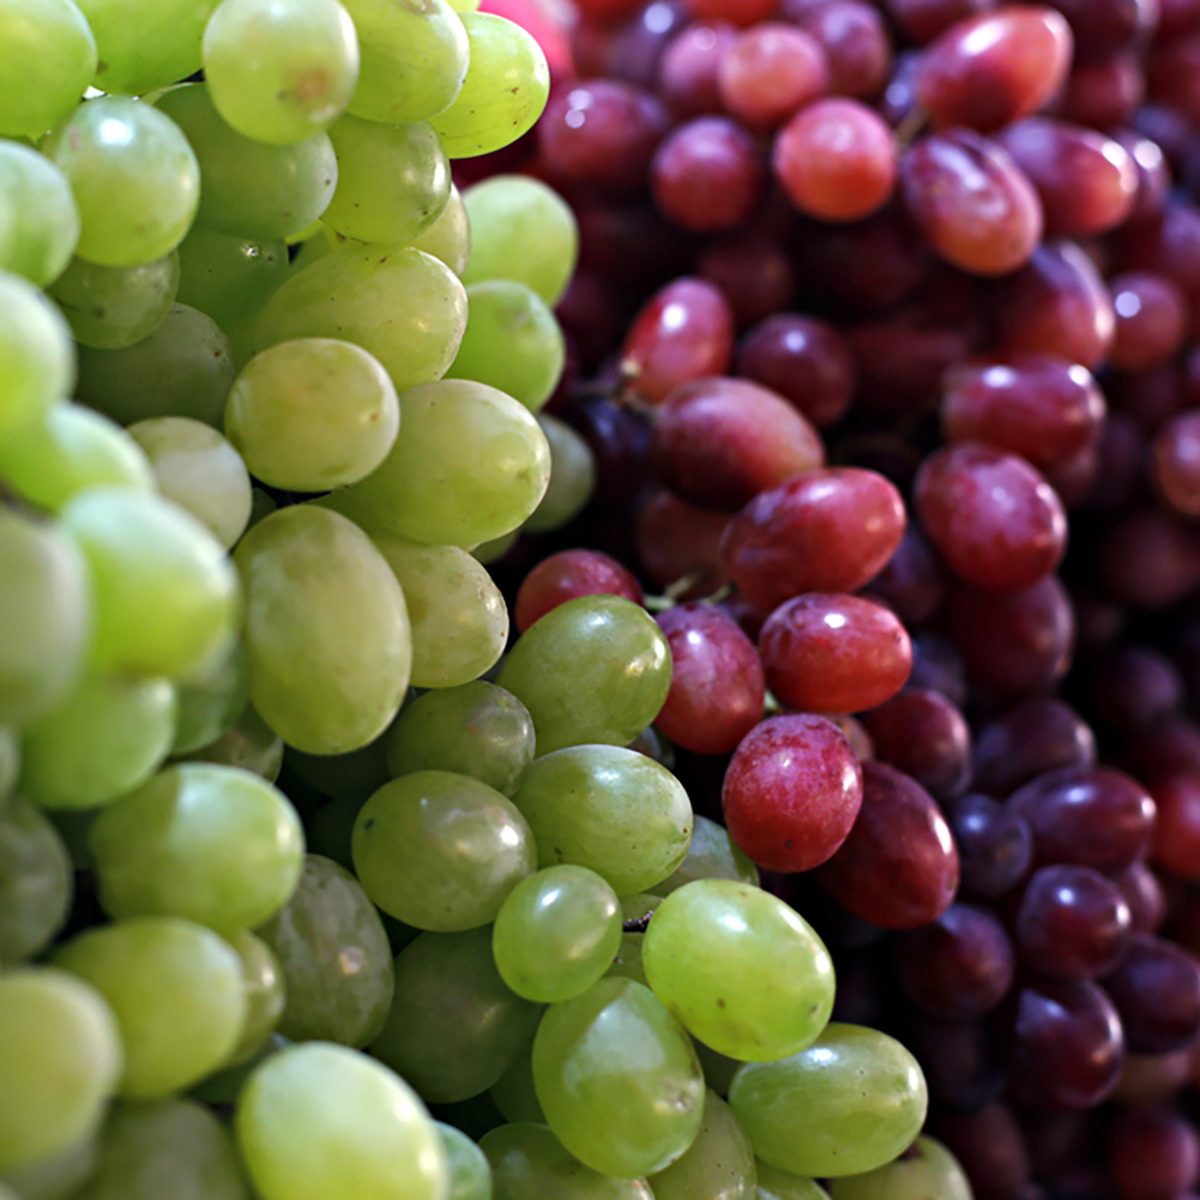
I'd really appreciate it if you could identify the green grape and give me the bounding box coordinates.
[304,795,361,871]
[225,930,287,1066]
[493,866,621,1003]
[236,1043,446,1200]
[0,727,17,799]
[525,414,595,533]
[830,1137,971,1200]
[652,814,760,897]
[324,115,450,245]
[607,893,663,986]
[255,244,467,392]
[490,1052,543,1124]
[482,1124,655,1200]
[76,303,235,427]
[472,528,518,565]
[0,270,74,441]
[55,916,244,1100]
[371,535,508,688]
[90,762,304,933]
[513,745,691,895]
[0,141,78,285]
[257,854,394,1047]
[49,253,180,350]
[649,1090,757,1200]
[0,796,72,964]
[447,0,480,10]
[385,681,535,797]
[321,378,548,546]
[190,1033,287,1107]
[170,641,249,756]
[353,770,535,932]
[409,183,469,276]
[62,487,240,679]
[203,0,360,146]
[758,1165,832,1200]
[463,175,577,306]
[1,1132,97,1200]
[497,596,672,755]
[127,417,252,550]
[73,1099,250,1200]
[287,735,390,802]
[447,281,564,412]
[0,510,90,728]
[437,1123,492,1200]
[155,84,337,242]
[532,977,705,1178]
[342,0,469,124]
[728,1025,929,1179]
[187,705,283,782]
[224,338,399,492]
[0,968,120,1173]
[370,927,541,1104]
[430,14,550,159]
[234,505,411,755]
[19,674,177,810]
[44,97,199,268]
[0,0,96,139]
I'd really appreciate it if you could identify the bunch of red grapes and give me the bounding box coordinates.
[480,0,1200,1194]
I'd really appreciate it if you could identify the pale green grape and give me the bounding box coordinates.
[463,175,577,305]
[186,705,284,783]
[76,303,235,427]
[257,854,394,1047]
[371,535,508,688]
[758,1165,831,1200]
[409,183,469,276]
[325,115,450,245]
[156,84,337,241]
[607,893,662,986]
[0,510,90,728]
[431,14,550,159]
[0,142,78,285]
[643,880,835,1063]
[49,253,180,350]
[513,745,691,896]
[490,1052,543,1123]
[525,414,595,532]
[287,735,389,802]
[728,1025,929,1179]
[55,916,244,1100]
[0,1133,97,1200]
[0,969,120,1173]
[342,0,469,123]
[0,0,96,139]
[652,815,760,896]
[493,866,621,1003]
[649,1091,757,1200]
[44,98,199,268]
[203,0,360,146]
[0,796,72,964]
[353,770,534,931]
[437,1123,492,1200]
[19,674,177,810]
[385,681,535,797]
[448,281,563,412]
[321,378,548,546]
[170,641,249,756]
[532,977,704,1178]
[224,338,399,492]
[473,529,518,565]
[73,1099,250,1200]
[830,1137,971,1200]
[234,505,410,754]
[236,1043,446,1200]
[127,416,252,549]
[482,1124,655,1200]
[0,727,17,799]
[90,763,304,932]
[61,486,240,679]
[256,244,467,392]
[0,270,74,441]
[370,927,541,1104]
[225,930,287,1066]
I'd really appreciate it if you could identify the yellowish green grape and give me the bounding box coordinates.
[234,505,410,754]
[0,141,78,285]
[498,596,673,755]
[525,414,595,533]
[203,0,360,146]
[0,1132,97,1200]
[437,1123,492,1200]
[170,641,249,756]
[430,14,550,159]
[472,528,518,565]
[0,270,74,442]
[490,1052,543,1123]
[0,728,16,799]
[186,705,284,783]
[758,1165,832,1200]
[0,796,72,964]
[649,1091,757,1200]
[463,174,577,305]
[50,252,179,351]
[652,814,760,896]
[225,339,399,492]
[728,1025,929,1179]
[44,98,200,268]
[225,930,287,1066]
[409,183,469,276]
[325,115,450,245]
[0,968,120,1173]
[830,1137,971,1200]
[532,977,705,1178]
[54,917,244,1100]
[608,893,663,986]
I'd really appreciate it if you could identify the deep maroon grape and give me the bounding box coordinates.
[864,527,945,626]
[635,489,731,597]
[934,1105,1033,1200]
[1115,129,1172,225]
[845,316,974,418]
[1109,1108,1200,1200]
[1111,859,1167,934]
[1125,717,1200,783]
[1113,1048,1193,1105]
[1147,33,1200,123]
[566,393,653,509]
[903,1017,1006,1110]
[950,793,1034,900]
[861,688,970,800]
[515,549,645,633]
[1113,201,1200,296]
[1058,53,1146,130]
[1100,509,1200,611]
[886,0,996,44]
[1150,772,1200,880]
[1055,0,1159,60]
[1103,933,1200,1053]
[690,0,778,28]
[606,0,688,88]
[696,234,796,328]
[973,699,1097,798]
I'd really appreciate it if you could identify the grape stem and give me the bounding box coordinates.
[622,910,655,933]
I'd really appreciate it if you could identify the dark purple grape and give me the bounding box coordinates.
[1088,646,1184,733]
[861,688,971,801]
[972,698,1097,797]
[904,1015,1007,1110]
[934,1104,1033,1200]
[1103,933,1200,1053]
[950,794,1035,900]
[1111,859,1167,934]
[1110,1107,1200,1200]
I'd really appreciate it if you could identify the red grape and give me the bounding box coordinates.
[1150,772,1200,880]
[717,22,828,126]
[1147,33,1200,123]
[1057,54,1146,130]
[1153,411,1200,518]
[514,549,645,632]
[1115,129,1171,225]
[789,0,891,99]
[1112,859,1167,934]
[860,688,970,801]
[696,233,797,327]
[846,317,974,417]
[972,698,1097,797]
[1108,271,1189,371]
[1103,933,1200,1053]
[1109,1108,1200,1200]
[1052,0,1159,61]
[635,489,731,597]
[1113,200,1200,295]
[864,527,945,626]
[950,793,1034,899]
[656,20,736,116]
[688,0,778,27]
[934,1105,1032,1200]
[650,116,765,231]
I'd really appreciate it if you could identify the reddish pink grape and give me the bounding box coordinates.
[696,233,797,328]
[972,698,1096,797]
[886,0,997,45]
[1111,859,1166,934]
[1053,0,1159,60]
[717,23,827,127]
[514,550,645,633]
[1150,772,1200,880]
[1103,933,1200,1053]
[688,0,778,27]
[1113,201,1200,295]
[722,713,863,871]
[934,1105,1032,1200]
[864,527,945,626]
[949,793,1034,900]
[789,0,891,99]
[1109,1109,1200,1200]
[1154,410,1200,518]
[1057,54,1146,131]
[657,21,736,117]
[1108,271,1189,371]
[1100,509,1200,611]
[635,489,731,597]
[861,688,970,800]
[1114,129,1171,225]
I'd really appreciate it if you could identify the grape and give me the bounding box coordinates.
[532,978,705,1178]
[490,1054,545,1123]
[1109,1108,1200,1200]
[408,183,469,276]
[651,117,764,233]
[718,24,825,130]
[0,968,120,1173]
[187,703,283,782]
[526,416,594,534]
[437,1122,492,1200]
[860,689,970,801]
[1109,270,1189,371]
[0,729,16,800]
[49,253,180,350]
[0,141,77,286]
[649,1090,756,1200]
[0,0,95,139]
[729,1024,927,1178]
[287,736,389,801]
[0,797,72,965]
[658,22,735,118]
[1154,411,1200,519]
[515,550,643,633]
[608,893,664,987]
[758,1165,831,1200]
[1103,933,1200,1054]
[0,271,73,442]
[225,929,286,1066]
[652,815,759,895]
[257,855,394,1047]
[203,0,360,146]
[831,1136,970,1200]
[236,1043,446,1200]
[481,1123,654,1199]
[170,642,248,756]
[0,1132,97,1200]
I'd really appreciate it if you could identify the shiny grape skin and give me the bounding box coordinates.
[514,549,643,633]
[971,698,1097,797]
[861,688,970,801]
[1109,270,1190,371]
[1153,411,1200,518]
[717,23,827,129]
[949,794,1034,901]
[1109,1107,1200,1200]
[1102,933,1200,1053]
[1150,772,1200,879]
[1112,859,1167,934]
